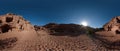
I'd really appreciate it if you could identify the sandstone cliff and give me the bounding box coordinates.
[103,16,120,34]
[0,13,34,33]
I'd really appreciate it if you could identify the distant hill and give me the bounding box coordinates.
[34,23,95,36]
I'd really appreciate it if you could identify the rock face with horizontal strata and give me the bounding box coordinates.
[0,13,34,33]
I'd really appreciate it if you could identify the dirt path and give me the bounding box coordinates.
[10,31,97,51]
[1,31,120,51]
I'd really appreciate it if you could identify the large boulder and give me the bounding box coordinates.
[103,16,120,34]
[0,13,34,33]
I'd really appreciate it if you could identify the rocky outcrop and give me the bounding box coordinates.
[34,25,49,32]
[0,13,34,33]
[103,16,120,34]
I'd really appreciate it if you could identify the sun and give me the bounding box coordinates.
[81,21,88,26]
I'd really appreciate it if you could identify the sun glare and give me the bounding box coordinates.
[81,21,88,26]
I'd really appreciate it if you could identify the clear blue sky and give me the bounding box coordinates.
[0,0,120,28]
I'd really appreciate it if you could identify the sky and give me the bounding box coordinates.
[0,0,120,28]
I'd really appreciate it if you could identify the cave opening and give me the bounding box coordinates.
[116,18,120,23]
[0,20,2,23]
[1,24,11,33]
[6,17,13,22]
[116,30,120,34]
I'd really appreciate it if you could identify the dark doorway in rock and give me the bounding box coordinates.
[116,18,120,23]
[1,24,11,33]
[116,30,120,34]
[17,20,20,23]
[0,20,2,23]
[6,17,13,22]
[108,25,112,31]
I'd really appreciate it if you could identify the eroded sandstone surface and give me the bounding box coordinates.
[0,13,34,33]
[96,16,120,50]
[103,16,120,34]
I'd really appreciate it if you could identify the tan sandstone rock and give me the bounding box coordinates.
[103,16,120,34]
[0,13,34,33]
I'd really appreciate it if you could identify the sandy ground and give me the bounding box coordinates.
[96,31,120,42]
[0,30,120,51]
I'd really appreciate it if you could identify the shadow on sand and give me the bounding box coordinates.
[50,32,86,37]
[0,37,17,50]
